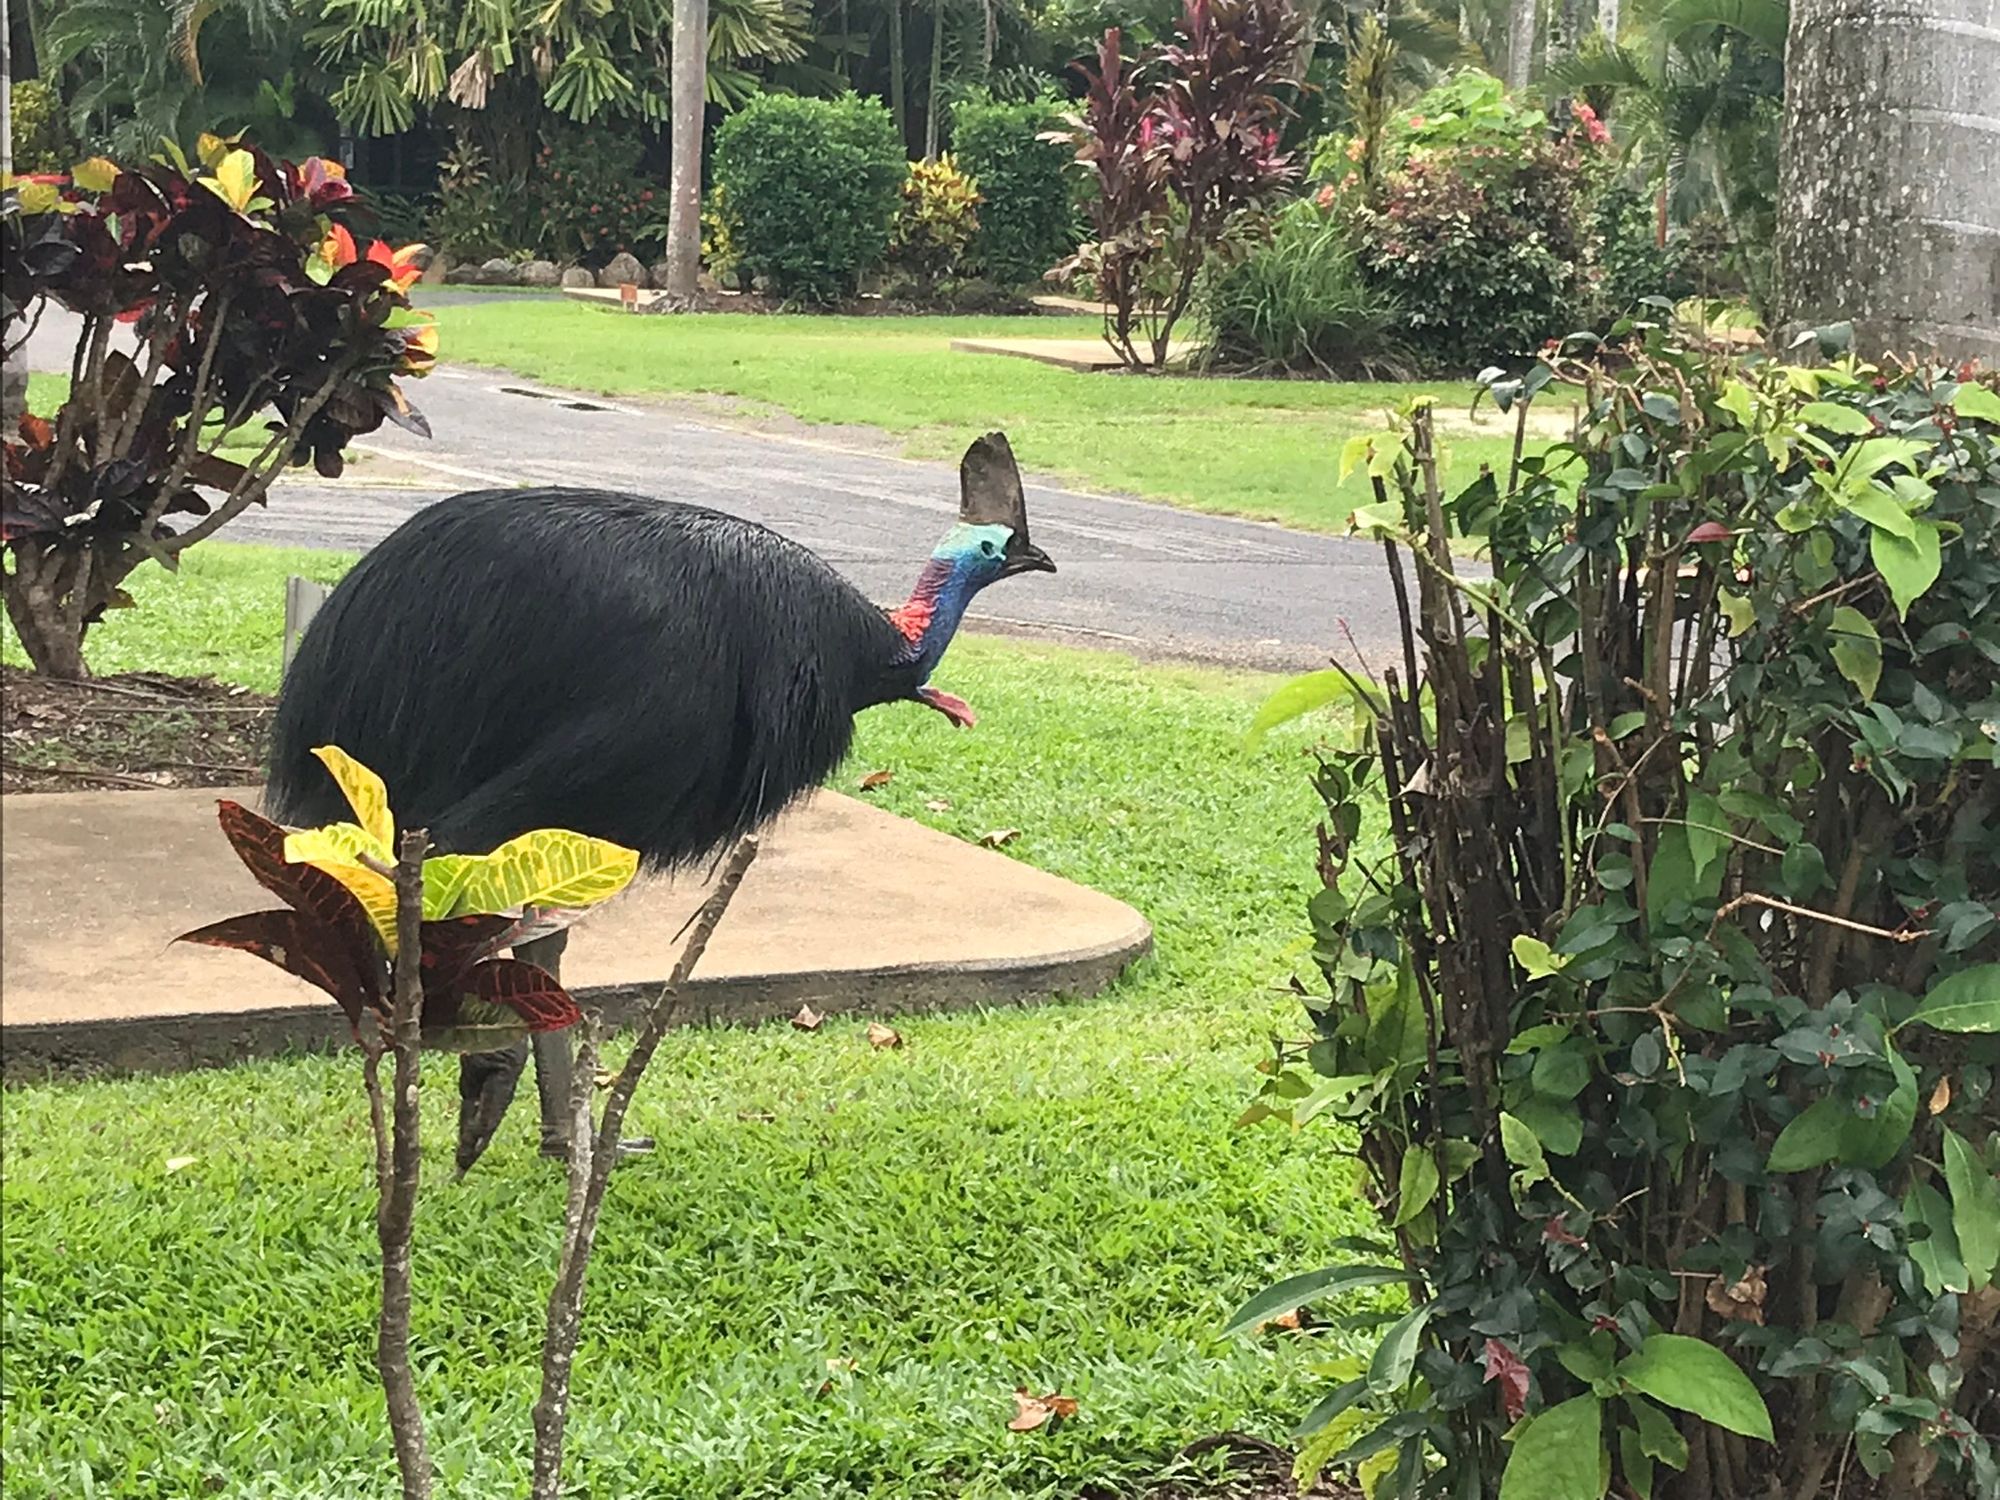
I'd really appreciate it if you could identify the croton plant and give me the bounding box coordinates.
[180,748,640,1052]
[1,137,435,679]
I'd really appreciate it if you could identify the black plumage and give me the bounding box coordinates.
[270,489,921,862]
[265,431,1053,1172]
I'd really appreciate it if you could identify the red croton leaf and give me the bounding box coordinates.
[1685,520,1732,544]
[216,800,374,933]
[177,907,380,1026]
[1481,1338,1530,1424]
[418,913,518,992]
[459,957,582,1033]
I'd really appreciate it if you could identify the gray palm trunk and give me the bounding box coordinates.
[664,0,710,298]
[1505,0,1538,89]
[1598,0,1618,40]
[1776,0,2000,363]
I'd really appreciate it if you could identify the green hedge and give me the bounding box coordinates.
[711,94,905,304]
[950,96,1081,289]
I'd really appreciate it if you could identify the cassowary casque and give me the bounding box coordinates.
[267,432,1054,1173]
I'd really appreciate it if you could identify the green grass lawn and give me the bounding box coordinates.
[428,301,1539,533]
[1,546,1387,1500]
[25,374,298,470]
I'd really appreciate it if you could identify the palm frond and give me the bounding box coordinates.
[1657,0,1786,55]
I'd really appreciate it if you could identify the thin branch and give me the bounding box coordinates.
[1711,891,1930,945]
[373,827,434,1500]
[530,837,761,1499]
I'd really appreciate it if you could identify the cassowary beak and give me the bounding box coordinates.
[1001,538,1057,577]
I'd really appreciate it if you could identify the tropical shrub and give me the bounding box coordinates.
[428,135,515,263]
[1593,179,1696,317]
[1239,324,2000,1500]
[1195,195,1403,375]
[535,126,660,267]
[1055,0,1306,371]
[1352,71,1607,373]
[9,79,76,174]
[888,155,981,295]
[1,141,436,679]
[950,93,1081,287]
[710,93,904,304]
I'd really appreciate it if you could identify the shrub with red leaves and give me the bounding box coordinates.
[1053,0,1304,370]
[0,138,435,679]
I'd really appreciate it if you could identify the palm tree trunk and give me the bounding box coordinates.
[1598,0,1618,41]
[888,0,908,151]
[1504,0,1537,90]
[664,0,710,298]
[924,0,943,160]
[1777,0,2000,362]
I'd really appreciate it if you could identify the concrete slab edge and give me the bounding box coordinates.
[1,919,1153,1084]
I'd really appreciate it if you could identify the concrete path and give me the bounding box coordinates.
[0,786,1152,1080]
[20,304,1411,672]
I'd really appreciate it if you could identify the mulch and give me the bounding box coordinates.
[1,665,273,794]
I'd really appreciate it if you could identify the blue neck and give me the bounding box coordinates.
[891,556,984,680]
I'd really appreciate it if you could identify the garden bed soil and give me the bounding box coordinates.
[1,666,272,794]
[1129,1432,1361,1500]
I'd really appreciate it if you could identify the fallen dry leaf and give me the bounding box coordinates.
[1270,1308,1302,1331]
[924,797,952,812]
[866,1022,904,1050]
[858,769,894,791]
[827,1357,858,1373]
[979,828,1022,849]
[1008,1389,1079,1432]
[1930,1074,1952,1116]
[1704,1265,1767,1325]
[594,1068,619,1090]
[164,1156,197,1174]
[791,1004,824,1031]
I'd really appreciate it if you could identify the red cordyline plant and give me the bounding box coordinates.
[1052,0,1304,371]
[1,136,436,679]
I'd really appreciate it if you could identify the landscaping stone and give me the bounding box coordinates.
[560,265,596,288]
[480,257,520,285]
[446,261,488,285]
[597,251,647,289]
[519,258,562,287]
[649,260,674,290]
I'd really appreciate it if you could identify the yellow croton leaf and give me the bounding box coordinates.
[430,829,639,921]
[196,132,238,169]
[70,157,119,193]
[14,179,60,215]
[202,149,260,214]
[310,745,396,851]
[285,822,400,951]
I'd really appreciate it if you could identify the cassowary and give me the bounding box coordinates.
[267,432,1054,1174]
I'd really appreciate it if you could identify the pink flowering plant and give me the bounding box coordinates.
[1051,0,1305,370]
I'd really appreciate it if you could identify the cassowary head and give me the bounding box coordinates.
[888,431,1056,728]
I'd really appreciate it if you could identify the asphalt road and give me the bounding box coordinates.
[21,307,1411,672]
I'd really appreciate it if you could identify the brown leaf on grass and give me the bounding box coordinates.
[924,798,952,811]
[1704,1265,1767,1325]
[979,828,1022,848]
[1270,1309,1302,1331]
[1008,1389,1079,1431]
[858,770,894,791]
[866,1022,904,1050]
[1930,1074,1952,1116]
[791,1004,824,1031]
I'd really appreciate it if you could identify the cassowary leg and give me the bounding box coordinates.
[516,929,655,1164]
[456,1041,529,1179]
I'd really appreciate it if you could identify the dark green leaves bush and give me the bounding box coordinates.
[1195,196,1403,376]
[1242,323,2000,1500]
[533,125,660,267]
[1352,71,1605,374]
[950,94,1082,288]
[711,94,905,304]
